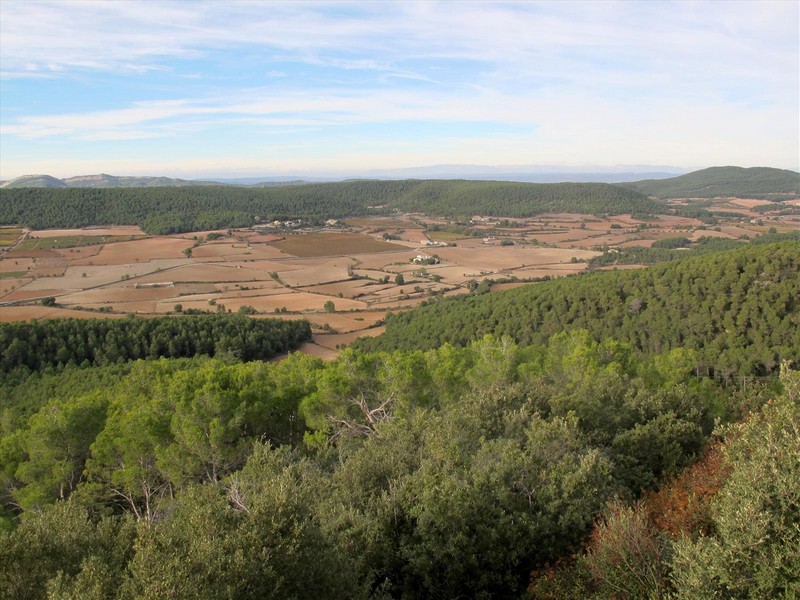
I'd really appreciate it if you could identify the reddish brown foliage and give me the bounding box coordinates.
[642,441,730,537]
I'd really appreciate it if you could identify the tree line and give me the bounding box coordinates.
[0,315,312,374]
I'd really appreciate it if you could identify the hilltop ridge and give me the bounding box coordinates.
[3,166,797,193]
[0,173,220,189]
[618,166,800,199]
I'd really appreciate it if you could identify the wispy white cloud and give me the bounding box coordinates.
[2,1,795,87]
[0,1,797,175]
[0,83,538,141]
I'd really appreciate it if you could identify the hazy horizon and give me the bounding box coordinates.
[1,1,798,180]
[1,162,696,184]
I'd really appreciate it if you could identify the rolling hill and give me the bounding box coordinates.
[619,166,800,199]
[0,174,68,189]
[0,180,660,234]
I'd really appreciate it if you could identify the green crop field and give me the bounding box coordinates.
[0,228,22,246]
[15,235,143,251]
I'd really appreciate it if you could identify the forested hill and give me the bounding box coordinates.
[377,179,657,217]
[0,179,658,234]
[618,166,800,199]
[355,241,800,376]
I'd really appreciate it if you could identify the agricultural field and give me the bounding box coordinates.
[269,232,408,257]
[1,202,793,356]
[0,228,23,248]
[14,235,141,252]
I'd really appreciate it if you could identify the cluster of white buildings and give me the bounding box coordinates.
[412,254,440,264]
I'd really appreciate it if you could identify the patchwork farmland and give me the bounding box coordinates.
[1,199,795,358]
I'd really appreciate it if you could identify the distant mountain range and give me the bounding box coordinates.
[344,164,690,184]
[1,166,688,188]
[0,173,220,189]
[1,166,798,198]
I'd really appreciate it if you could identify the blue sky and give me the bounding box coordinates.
[1,0,798,179]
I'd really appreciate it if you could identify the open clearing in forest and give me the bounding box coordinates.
[312,327,386,351]
[2,206,785,357]
[293,342,339,361]
[302,311,387,333]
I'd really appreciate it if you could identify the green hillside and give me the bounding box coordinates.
[355,241,800,376]
[383,179,657,217]
[0,180,659,234]
[619,166,800,199]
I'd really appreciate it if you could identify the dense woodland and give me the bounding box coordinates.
[0,315,312,375]
[620,166,800,199]
[3,167,796,236]
[1,336,797,599]
[0,180,659,234]
[1,240,798,598]
[356,242,800,378]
